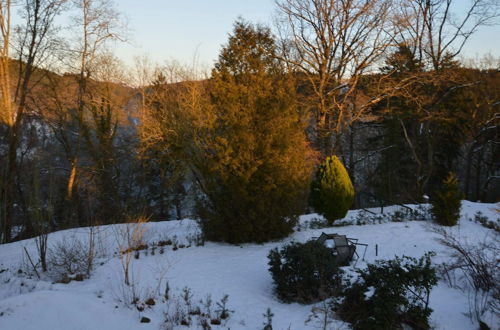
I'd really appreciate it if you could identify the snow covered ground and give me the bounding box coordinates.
[0,201,498,330]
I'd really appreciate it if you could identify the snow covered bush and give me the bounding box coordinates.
[268,241,343,304]
[431,172,463,226]
[335,253,437,330]
[310,156,354,224]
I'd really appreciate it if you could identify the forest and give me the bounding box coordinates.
[1,0,498,244]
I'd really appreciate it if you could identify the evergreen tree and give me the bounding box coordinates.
[195,20,316,243]
[373,44,423,202]
[380,43,423,75]
[373,44,465,202]
[431,173,463,226]
[310,156,354,224]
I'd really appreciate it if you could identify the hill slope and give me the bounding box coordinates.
[0,201,498,329]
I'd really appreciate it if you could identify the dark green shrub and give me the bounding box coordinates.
[335,253,437,330]
[431,172,463,226]
[268,241,343,304]
[310,156,354,224]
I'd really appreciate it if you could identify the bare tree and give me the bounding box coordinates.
[275,0,394,155]
[36,0,127,229]
[388,0,499,199]
[0,0,12,125]
[29,158,55,272]
[0,0,13,243]
[0,0,66,242]
[395,0,499,70]
[137,62,205,220]
[64,0,126,202]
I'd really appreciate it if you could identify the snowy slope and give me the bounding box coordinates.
[0,201,498,330]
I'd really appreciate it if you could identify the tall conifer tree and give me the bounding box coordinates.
[196,20,316,243]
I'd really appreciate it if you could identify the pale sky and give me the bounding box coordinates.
[115,0,276,67]
[114,0,500,68]
[10,0,500,68]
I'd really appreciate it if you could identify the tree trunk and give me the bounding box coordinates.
[464,144,475,200]
[1,127,18,242]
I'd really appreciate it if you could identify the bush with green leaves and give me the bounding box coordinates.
[310,156,354,224]
[431,172,463,226]
[335,253,437,330]
[268,241,343,304]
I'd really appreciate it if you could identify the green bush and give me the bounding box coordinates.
[431,172,463,226]
[310,156,354,224]
[335,253,437,330]
[268,241,343,304]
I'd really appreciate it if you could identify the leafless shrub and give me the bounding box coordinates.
[438,231,498,291]
[163,294,190,329]
[48,237,90,282]
[44,223,107,283]
[113,270,143,307]
[34,227,49,274]
[113,216,149,285]
[436,229,499,324]
[28,165,54,274]
[112,253,170,311]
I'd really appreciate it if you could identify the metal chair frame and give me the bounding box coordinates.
[315,232,369,266]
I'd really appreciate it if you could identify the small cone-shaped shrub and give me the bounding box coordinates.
[310,156,354,224]
[431,172,463,226]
